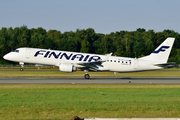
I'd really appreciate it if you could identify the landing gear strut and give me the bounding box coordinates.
[19,62,24,71]
[84,70,90,79]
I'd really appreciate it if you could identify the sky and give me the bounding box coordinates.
[0,0,180,34]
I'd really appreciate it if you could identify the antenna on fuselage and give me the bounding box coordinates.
[134,52,137,59]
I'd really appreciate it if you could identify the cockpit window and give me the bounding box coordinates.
[12,50,19,53]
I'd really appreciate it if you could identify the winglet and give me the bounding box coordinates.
[104,53,112,61]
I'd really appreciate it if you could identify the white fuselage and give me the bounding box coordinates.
[3,47,163,72]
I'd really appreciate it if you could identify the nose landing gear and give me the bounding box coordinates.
[19,62,24,71]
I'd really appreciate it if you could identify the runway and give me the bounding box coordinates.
[0,77,180,84]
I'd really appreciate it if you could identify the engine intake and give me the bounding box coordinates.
[59,63,76,72]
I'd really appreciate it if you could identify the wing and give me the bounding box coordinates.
[78,60,104,71]
[77,53,112,71]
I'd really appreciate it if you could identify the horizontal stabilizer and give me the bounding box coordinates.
[154,62,176,68]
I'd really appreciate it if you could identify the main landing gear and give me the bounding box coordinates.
[84,70,90,79]
[19,62,24,71]
[84,74,90,79]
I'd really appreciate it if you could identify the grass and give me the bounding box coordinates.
[0,68,180,119]
[0,68,180,77]
[0,84,180,119]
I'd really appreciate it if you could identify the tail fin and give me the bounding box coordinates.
[140,37,175,63]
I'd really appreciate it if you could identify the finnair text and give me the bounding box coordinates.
[34,50,101,62]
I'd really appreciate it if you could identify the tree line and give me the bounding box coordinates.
[0,25,180,64]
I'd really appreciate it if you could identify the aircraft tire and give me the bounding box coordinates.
[20,68,23,71]
[84,74,90,79]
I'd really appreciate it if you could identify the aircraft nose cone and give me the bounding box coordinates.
[3,54,8,60]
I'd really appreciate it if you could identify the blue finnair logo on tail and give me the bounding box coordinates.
[153,46,170,53]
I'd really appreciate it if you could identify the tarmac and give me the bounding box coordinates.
[0,77,180,84]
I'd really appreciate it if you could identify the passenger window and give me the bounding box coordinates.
[114,60,116,62]
[110,60,112,62]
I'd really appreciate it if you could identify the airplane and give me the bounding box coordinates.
[3,37,175,79]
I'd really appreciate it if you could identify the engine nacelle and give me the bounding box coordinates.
[59,63,76,72]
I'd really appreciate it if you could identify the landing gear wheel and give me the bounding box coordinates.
[84,74,90,79]
[19,62,24,71]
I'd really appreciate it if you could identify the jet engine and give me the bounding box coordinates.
[59,63,77,72]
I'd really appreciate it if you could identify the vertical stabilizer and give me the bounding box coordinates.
[140,37,175,63]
